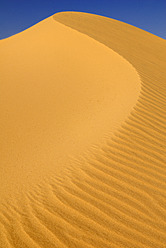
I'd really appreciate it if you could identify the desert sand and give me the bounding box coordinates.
[0,11,166,248]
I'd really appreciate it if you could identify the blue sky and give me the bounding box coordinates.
[0,0,166,39]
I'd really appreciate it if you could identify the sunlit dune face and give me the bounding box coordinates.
[0,17,140,197]
[0,11,165,248]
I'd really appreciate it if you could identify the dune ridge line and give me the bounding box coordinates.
[0,11,165,248]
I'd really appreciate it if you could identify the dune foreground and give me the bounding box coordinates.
[0,12,166,248]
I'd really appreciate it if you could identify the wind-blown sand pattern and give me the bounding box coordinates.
[0,11,166,248]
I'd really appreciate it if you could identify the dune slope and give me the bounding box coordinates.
[0,16,140,200]
[0,11,166,248]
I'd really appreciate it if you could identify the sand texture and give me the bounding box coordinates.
[0,11,166,248]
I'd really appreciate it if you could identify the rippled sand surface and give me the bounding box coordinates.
[0,12,165,248]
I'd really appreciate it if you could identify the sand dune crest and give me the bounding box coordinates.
[0,15,140,200]
[0,11,166,248]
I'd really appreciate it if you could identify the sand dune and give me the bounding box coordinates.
[0,11,166,248]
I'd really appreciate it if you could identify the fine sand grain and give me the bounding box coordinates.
[0,12,166,248]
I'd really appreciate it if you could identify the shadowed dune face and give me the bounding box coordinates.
[0,17,140,198]
[0,12,166,248]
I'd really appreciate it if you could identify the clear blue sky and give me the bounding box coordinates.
[0,0,166,39]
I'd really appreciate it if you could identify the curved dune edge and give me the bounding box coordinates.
[0,16,140,201]
[0,12,166,248]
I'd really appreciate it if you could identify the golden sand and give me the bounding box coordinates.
[0,12,166,248]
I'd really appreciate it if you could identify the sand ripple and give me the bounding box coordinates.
[0,12,166,248]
